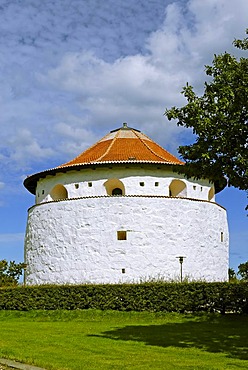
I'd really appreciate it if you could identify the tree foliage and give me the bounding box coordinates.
[0,259,26,287]
[238,261,248,281]
[165,30,248,192]
[228,268,237,282]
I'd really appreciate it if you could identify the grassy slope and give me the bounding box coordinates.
[0,310,247,370]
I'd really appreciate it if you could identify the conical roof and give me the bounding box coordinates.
[59,123,184,167]
[24,123,184,194]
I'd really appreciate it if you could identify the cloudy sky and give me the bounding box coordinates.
[0,0,247,272]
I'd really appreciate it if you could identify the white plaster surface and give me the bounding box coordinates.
[35,166,215,203]
[25,196,229,285]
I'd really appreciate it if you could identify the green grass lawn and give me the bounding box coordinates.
[0,310,247,370]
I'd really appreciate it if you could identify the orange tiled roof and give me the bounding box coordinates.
[58,123,184,167]
[24,124,184,194]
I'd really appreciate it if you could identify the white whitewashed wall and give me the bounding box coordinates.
[25,195,228,285]
[35,167,215,203]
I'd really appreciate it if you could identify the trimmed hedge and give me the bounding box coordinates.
[0,282,247,313]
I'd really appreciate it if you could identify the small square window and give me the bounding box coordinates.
[139,182,144,186]
[75,184,79,189]
[155,182,159,187]
[42,190,44,194]
[117,231,127,240]
[88,182,92,187]
[193,185,196,190]
[121,268,126,274]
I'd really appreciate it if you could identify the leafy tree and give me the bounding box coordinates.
[238,261,248,281]
[0,259,26,287]
[165,30,248,194]
[228,267,237,282]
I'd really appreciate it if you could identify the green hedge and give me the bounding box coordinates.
[0,282,247,313]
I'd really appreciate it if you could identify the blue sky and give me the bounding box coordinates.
[0,0,247,273]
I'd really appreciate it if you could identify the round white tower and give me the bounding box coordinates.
[24,123,229,284]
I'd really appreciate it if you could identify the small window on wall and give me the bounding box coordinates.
[117,231,127,240]
[140,182,144,186]
[221,232,224,242]
[88,182,92,187]
[75,184,79,189]
[155,182,159,187]
[104,178,125,196]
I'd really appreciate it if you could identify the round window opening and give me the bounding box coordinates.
[112,188,123,196]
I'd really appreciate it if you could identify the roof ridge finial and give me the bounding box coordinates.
[123,122,128,129]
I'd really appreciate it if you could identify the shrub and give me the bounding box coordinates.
[0,282,247,313]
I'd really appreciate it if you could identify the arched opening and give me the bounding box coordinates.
[104,179,125,196]
[112,187,123,196]
[169,179,187,197]
[208,187,215,202]
[50,184,68,201]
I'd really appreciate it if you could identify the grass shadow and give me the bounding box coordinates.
[89,314,248,360]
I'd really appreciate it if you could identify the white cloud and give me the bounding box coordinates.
[34,0,248,158]
[1,0,248,170]
[54,121,98,157]
[7,128,54,165]
[0,233,24,243]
